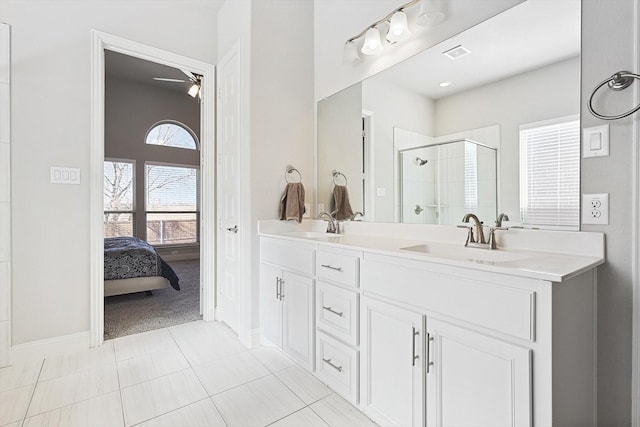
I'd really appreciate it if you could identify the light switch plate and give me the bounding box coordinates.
[582,193,609,225]
[582,124,609,158]
[50,166,80,185]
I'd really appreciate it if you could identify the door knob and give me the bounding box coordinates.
[226,225,238,233]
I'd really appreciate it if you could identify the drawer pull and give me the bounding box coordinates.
[322,358,343,372]
[321,264,343,272]
[412,327,420,366]
[322,306,344,317]
[426,333,434,373]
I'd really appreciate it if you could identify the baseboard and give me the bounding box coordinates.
[161,253,200,262]
[240,327,261,349]
[11,330,91,364]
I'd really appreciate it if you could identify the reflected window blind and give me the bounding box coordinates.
[519,116,580,229]
[464,142,478,210]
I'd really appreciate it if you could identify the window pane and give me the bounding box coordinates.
[104,213,134,237]
[146,213,197,245]
[145,123,198,150]
[104,161,133,211]
[145,165,197,211]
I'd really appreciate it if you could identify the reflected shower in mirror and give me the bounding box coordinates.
[399,137,496,225]
[317,0,581,229]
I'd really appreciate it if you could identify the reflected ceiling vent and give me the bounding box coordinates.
[443,44,471,60]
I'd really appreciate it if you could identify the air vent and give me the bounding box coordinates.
[443,45,471,60]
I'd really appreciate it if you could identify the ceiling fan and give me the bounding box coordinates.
[153,70,202,98]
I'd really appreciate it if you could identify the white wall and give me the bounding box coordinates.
[217,0,315,336]
[2,0,218,345]
[435,56,580,220]
[582,0,635,424]
[250,0,315,331]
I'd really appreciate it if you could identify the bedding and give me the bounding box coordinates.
[104,236,180,290]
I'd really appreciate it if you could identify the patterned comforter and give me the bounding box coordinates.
[104,237,180,290]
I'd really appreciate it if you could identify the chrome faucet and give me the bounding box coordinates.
[461,213,486,244]
[495,213,510,227]
[351,211,364,221]
[458,213,509,249]
[318,212,339,234]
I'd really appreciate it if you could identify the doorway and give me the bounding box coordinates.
[90,31,216,346]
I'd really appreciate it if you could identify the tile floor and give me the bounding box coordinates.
[0,321,378,427]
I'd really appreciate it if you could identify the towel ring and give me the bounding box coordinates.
[588,71,640,120]
[332,170,347,186]
[285,165,302,183]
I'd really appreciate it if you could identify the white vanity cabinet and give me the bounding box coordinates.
[360,252,596,427]
[259,237,316,370]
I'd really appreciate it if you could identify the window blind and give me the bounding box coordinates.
[519,116,580,229]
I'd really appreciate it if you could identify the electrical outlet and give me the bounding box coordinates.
[582,193,609,225]
[303,204,311,218]
[317,203,325,214]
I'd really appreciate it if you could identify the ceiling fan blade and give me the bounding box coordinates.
[180,69,198,83]
[152,77,188,83]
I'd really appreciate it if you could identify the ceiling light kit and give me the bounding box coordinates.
[152,70,202,99]
[343,0,445,63]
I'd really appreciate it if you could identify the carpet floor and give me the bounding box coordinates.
[104,259,202,340]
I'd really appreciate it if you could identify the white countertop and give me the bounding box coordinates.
[258,220,605,282]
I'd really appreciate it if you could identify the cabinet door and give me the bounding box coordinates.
[259,263,283,347]
[426,319,532,427]
[282,270,314,370]
[361,297,425,427]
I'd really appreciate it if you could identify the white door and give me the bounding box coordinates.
[282,271,314,370]
[216,45,241,332]
[361,297,425,427]
[426,318,532,427]
[259,263,283,347]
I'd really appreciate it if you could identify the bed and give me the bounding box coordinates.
[104,236,180,297]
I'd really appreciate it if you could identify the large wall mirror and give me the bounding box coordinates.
[317,0,581,229]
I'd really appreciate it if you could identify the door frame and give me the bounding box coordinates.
[89,30,216,346]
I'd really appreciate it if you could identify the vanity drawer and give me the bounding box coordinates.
[316,331,359,404]
[362,254,536,341]
[260,237,316,276]
[316,247,361,288]
[317,281,359,346]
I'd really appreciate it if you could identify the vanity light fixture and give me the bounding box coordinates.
[343,0,445,62]
[187,82,200,98]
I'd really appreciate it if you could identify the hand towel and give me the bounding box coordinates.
[279,182,306,223]
[333,184,354,220]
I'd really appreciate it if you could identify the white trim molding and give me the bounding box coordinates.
[12,331,91,364]
[90,31,216,347]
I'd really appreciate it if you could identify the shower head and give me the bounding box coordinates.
[416,157,428,166]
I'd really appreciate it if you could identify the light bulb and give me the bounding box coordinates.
[361,27,384,55]
[343,40,360,63]
[417,0,445,27]
[188,83,200,98]
[387,10,410,43]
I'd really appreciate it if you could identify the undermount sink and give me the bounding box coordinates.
[281,231,342,239]
[400,243,533,263]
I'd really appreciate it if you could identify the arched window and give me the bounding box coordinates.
[145,121,199,150]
